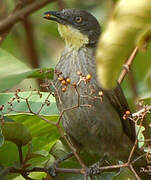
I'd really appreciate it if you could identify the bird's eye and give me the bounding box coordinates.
[75,16,82,23]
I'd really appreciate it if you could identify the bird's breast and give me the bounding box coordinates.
[53,47,130,157]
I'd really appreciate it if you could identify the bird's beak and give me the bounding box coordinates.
[43,11,66,24]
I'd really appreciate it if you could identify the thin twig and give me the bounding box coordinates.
[129,165,141,180]
[56,125,86,169]
[128,113,145,164]
[98,163,128,171]
[118,47,139,84]
[131,153,147,165]
[132,105,151,118]
[50,80,92,169]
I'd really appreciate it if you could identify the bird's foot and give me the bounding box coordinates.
[48,152,73,177]
[48,163,57,177]
[86,163,101,177]
[86,155,108,177]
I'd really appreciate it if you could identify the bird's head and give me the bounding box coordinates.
[44,9,101,49]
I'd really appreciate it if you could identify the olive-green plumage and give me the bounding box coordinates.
[44,9,148,176]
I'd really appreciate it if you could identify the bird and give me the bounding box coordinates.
[44,9,148,178]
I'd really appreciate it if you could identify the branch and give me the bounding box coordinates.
[0,0,35,45]
[118,47,139,84]
[0,0,55,34]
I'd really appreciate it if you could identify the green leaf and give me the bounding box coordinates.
[1,122,32,146]
[0,91,58,115]
[0,88,59,172]
[0,48,54,92]
[0,69,54,92]
[0,128,4,147]
[136,125,145,149]
[29,151,48,159]
[0,114,59,163]
[28,68,54,79]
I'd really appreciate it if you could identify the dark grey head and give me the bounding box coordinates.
[44,9,101,46]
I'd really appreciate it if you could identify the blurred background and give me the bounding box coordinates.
[0,0,114,90]
[0,0,151,109]
[0,1,151,179]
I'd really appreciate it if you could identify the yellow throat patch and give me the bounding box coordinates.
[58,24,89,49]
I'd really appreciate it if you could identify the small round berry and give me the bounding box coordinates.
[86,74,91,80]
[17,88,21,92]
[62,87,66,92]
[61,80,66,85]
[58,76,64,81]
[123,115,126,120]
[77,71,82,76]
[125,110,131,115]
[72,83,77,87]
[0,105,4,111]
[98,91,103,96]
[66,78,71,84]
[58,72,62,75]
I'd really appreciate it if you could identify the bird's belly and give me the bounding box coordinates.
[53,75,128,156]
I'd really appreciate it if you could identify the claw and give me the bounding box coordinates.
[48,163,57,177]
[86,162,101,177]
[47,152,73,177]
[85,155,108,177]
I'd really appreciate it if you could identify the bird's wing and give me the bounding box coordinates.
[104,84,136,143]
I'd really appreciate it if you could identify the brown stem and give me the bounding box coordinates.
[0,0,8,45]
[23,17,39,69]
[55,167,83,174]
[129,165,141,180]
[17,145,23,165]
[98,163,129,171]
[84,173,88,180]
[118,47,139,84]
[127,113,145,165]
[23,17,45,91]
[27,166,83,174]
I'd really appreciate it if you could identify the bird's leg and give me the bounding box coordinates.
[48,152,73,177]
[86,155,109,177]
